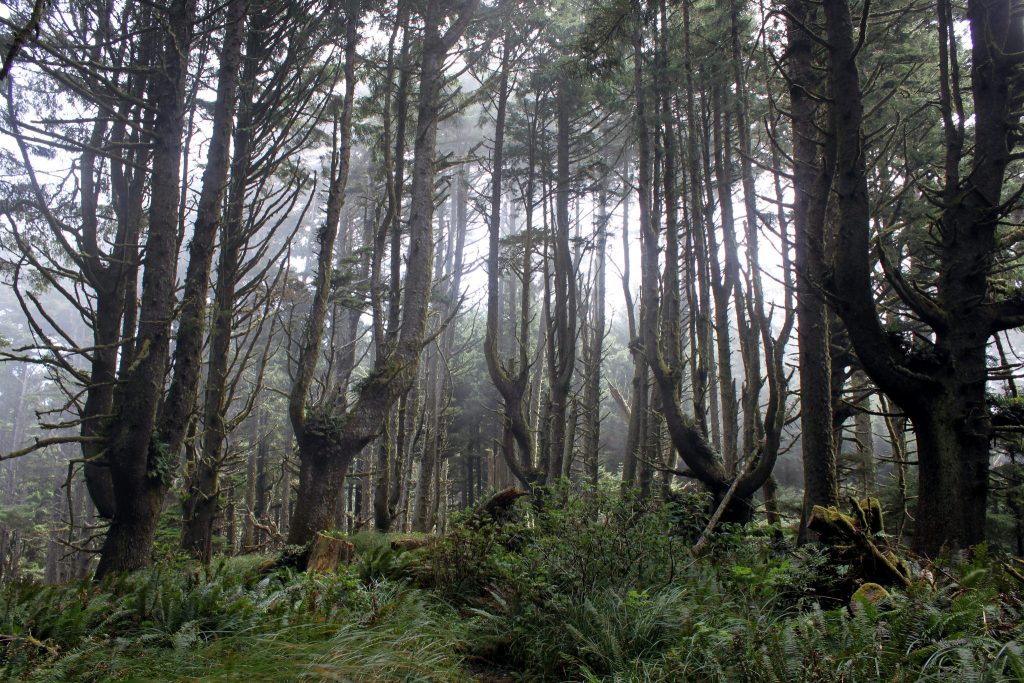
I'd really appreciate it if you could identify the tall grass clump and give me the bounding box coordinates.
[0,554,471,682]
[311,581,474,681]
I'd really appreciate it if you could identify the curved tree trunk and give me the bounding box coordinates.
[287,0,479,544]
[484,40,541,487]
[635,0,789,524]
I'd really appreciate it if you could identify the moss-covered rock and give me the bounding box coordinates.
[850,581,891,612]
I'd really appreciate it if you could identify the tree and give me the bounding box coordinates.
[581,159,611,486]
[181,0,329,561]
[2,0,208,576]
[814,0,1024,553]
[287,0,479,544]
[543,74,579,482]
[484,26,544,488]
[634,0,791,520]
[286,2,361,545]
[175,0,247,561]
[94,0,198,577]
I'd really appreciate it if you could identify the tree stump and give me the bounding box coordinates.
[482,487,529,520]
[305,533,355,573]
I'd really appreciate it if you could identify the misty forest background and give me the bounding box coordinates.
[0,0,1020,577]
[0,0,1023,679]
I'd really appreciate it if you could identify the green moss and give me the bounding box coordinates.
[147,438,176,486]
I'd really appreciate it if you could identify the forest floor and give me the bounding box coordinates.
[3,491,1024,681]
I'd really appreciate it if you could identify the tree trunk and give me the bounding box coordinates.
[708,85,740,475]
[617,158,645,491]
[786,0,839,543]
[181,418,218,560]
[636,0,788,522]
[288,438,353,544]
[96,490,164,579]
[581,173,608,486]
[374,408,396,531]
[413,353,442,532]
[96,0,196,579]
[286,11,359,544]
[483,40,540,486]
[179,0,250,561]
[160,0,245,462]
[852,371,876,496]
[77,14,154,524]
[545,78,577,483]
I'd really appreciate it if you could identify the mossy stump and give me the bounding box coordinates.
[850,582,892,613]
[808,497,912,590]
[262,533,356,575]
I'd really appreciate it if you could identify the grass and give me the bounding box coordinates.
[0,549,473,682]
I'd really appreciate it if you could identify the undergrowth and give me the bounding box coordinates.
[2,487,1023,682]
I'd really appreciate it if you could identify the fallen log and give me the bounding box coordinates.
[390,535,433,552]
